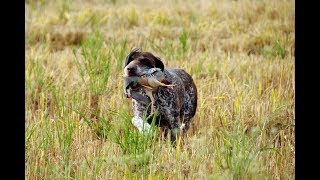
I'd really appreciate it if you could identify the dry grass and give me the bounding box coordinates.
[25,0,295,179]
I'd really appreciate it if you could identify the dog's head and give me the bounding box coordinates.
[123,48,164,77]
[123,48,165,102]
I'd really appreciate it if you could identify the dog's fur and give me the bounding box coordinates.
[123,48,197,142]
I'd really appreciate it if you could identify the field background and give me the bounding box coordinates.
[25,0,295,179]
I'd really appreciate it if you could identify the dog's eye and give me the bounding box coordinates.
[139,59,153,67]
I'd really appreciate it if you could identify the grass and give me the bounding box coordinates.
[25,0,294,179]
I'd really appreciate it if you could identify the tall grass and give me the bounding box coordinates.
[25,0,294,179]
[73,30,110,96]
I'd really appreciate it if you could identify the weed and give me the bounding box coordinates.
[214,118,261,179]
[179,29,188,57]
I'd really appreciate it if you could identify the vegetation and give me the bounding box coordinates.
[26,0,295,179]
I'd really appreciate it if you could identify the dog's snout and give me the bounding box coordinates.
[127,67,136,72]
[124,65,137,76]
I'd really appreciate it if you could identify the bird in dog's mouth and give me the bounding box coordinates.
[123,68,175,112]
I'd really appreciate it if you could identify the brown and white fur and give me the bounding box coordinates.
[123,48,197,144]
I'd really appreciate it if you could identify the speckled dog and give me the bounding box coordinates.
[123,48,197,143]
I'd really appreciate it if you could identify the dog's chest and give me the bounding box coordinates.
[153,70,185,111]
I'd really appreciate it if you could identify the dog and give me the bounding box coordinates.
[123,48,197,143]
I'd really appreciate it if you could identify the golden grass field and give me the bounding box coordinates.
[25,0,294,179]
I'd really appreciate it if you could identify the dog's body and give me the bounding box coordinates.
[123,48,197,142]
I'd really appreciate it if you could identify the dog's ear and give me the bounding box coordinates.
[124,48,141,67]
[155,57,164,71]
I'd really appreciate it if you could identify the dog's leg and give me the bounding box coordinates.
[170,127,181,147]
[132,115,151,134]
[161,108,181,146]
[131,99,151,134]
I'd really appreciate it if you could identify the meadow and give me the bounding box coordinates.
[25,0,295,179]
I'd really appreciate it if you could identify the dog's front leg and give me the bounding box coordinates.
[131,99,151,134]
[160,108,181,145]
[169,118,181,145]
